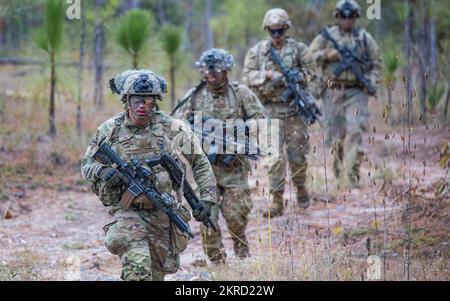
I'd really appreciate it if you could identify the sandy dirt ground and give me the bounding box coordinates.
[0,124,448,281]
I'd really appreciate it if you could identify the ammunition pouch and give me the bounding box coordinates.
[91,180,126,207]
[170,205,192,254]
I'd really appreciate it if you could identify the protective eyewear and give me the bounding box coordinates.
[128,95,156,106]
[339,12,357,19]
[203,68,225,76]
[268,27,286,38]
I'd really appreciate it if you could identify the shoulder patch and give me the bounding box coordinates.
[113,112,125,126]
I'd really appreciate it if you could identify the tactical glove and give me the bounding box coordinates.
[99,167,128,187]
[326,49,341,62]
[193,199,213,223]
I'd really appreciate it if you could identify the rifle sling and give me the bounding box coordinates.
[119,190,154,210]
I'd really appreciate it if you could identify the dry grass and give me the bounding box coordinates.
[0,248,62,281]
[0,64,448,281]
[205,238,448,281]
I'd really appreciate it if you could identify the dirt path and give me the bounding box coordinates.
[0,127,448,281]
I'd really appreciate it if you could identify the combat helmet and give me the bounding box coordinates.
[334,0,361,18]
[262,8,292,29]
[109,69,168,102]
[196,48,234,73]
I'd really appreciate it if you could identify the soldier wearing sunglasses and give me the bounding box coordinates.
[309,0,382,187]
[176,48,266,264]
[243,8,320,217]
[81,70,217,280]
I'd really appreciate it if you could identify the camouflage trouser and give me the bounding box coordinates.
[103,207,189,281]
[322,87,369,182]
[200,169,253,261]
[269,115,310,195]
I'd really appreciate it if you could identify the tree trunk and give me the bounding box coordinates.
[418,58,427,123]
[0,16,5,49]
[403,0,413,282]
[49,51,56,136]
[157,0,167,24]
[94,0,105,107]
[169,56,176,110]
[182,0,193,51]
[307,0,326,41]
[182,0,194,88]
[121,0,140,11]
[403,0,413,118]
[418,0,428,123]
[130,0,141,9]
[133,54,138,69]
[428,5,438,84]
[77,3,86,135]
[203,0,213,50]
[444,80,450,122]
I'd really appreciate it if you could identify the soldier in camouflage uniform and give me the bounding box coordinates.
[81,70,217,281]
[176,48,266,263]
[309,0,382,186]
[242,8,319,217]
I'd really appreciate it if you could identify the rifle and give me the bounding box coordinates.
[269,47,322,125]
[170,81,206,116]
[187,113,262,166]
[320,27,376,96]
[145,153,217,232]
[94,143,200,238]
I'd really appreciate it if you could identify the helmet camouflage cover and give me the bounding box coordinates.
[334,0,361,18]
[109,69,168,101]
[196,48,234,73]
[262,8,292,29]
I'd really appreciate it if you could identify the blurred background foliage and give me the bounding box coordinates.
[0,0,448,139]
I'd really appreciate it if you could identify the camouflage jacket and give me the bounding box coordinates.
[179,81,266,120]
[308,25,382,89]
[81,109,217,208]
[242,37,319,119]
[177,81,266,187]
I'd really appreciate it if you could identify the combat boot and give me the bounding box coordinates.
[348,170,361,188]
[333,158,342,179]
[348,161,362,188]
[209,249,227,265]
[263,193,284,218]
[233,237,250,259]
[151,269,166,281]
[296,186,310,209]
[332,141,344,179]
